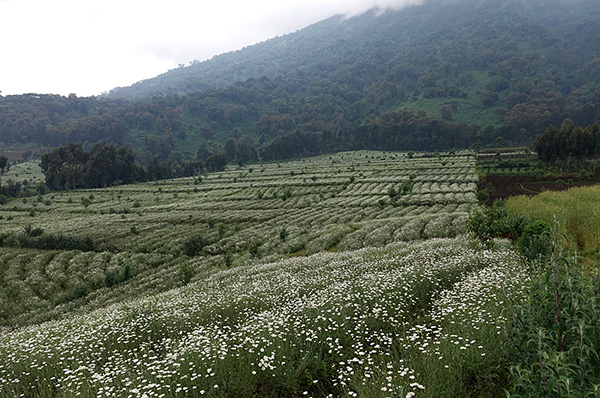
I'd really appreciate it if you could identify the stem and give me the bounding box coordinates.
[553,215,562,353]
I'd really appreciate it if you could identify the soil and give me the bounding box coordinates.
[481,173,600,205]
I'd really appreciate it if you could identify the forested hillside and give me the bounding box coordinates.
[1,0,599,162]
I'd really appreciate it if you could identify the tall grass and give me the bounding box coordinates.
[505,186,600,252]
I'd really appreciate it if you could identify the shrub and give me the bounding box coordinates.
[248,240,263,258]
[279,228,289,242]
[466,201,524,247]
[23,224,44,237]
[104,265,132,288]
[183,235,210,257]
[178,262,195,285]
[506,257,600,397]
[57,282,89,304]
[3,232,98,252]
[516,220,552,263]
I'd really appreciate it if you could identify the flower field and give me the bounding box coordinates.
[0,151,528,396]
[0,238,527,397]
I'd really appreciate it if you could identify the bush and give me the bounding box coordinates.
[517,221,552,263]
[57,282,89,304]
[178,262,196,285]
[506,257,600,397]
[279,228,289,242]
[183,234,210,257]
[3,232,98,252]
[104,265,132,288]
[466,201,524,247]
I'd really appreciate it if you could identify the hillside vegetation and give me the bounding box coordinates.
[1,0,600,162]
[0,151,536,397]
[0,151,477,328]
[2,151,599,396]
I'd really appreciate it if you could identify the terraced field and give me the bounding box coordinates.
[0,151,478,327]
[0,151,528,397]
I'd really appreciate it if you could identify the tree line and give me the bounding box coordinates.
[40,143,205,190]
[534,121,600,171]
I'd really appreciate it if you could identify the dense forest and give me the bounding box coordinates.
[1,0,600,162]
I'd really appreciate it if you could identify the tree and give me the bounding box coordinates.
[224,138,237,162]
[0,155,7,190]
[440,105,453,121]
[236,135,258,164]
[205,152,227,172]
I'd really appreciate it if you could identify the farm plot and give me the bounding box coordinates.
[0,151,477,328]
[0,238,527,398]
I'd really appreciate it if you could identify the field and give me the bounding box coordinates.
[0,151,530,397]
[476,148,600,205]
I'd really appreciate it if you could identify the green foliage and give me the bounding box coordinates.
[401,176,415,194]
[23,224,44,237]
[104,265,132,288]
[506,186,600,252]
[535,122,600,170]
[388,187,398,201]
[57,282,90,304]
[178,262,196,285]
[40,143,204,191]
[505,257,600,397]
[183,234,210,257]
[81,197,92,208]
[223,251,234,268]
[516,221,552,263]
[279,227,289,242]
[248,240,263,258]
[467,201,524,247]
[2,231,99,252]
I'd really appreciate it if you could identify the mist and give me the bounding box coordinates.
[0,0,425,96]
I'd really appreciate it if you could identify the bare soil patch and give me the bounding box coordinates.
[481,173,600,204]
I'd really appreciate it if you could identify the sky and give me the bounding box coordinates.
[0,0,424,97]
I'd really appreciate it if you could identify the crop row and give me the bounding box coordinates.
[0,238,526,398]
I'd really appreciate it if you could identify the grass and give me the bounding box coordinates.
[399,69,503,128]
[505,185,600,252]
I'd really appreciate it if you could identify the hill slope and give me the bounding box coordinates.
[0,151,531,397]
[1,0,599,161]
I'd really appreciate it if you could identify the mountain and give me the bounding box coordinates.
[1,0,600,162]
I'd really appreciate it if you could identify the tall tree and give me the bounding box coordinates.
[0,155,7,190]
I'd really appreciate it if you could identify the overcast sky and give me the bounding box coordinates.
[0,0,424,97]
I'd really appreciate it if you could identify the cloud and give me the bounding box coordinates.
[0,0,425,96]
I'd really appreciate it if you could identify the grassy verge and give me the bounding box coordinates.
[475,185,600,397]
[505,185,600,253]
